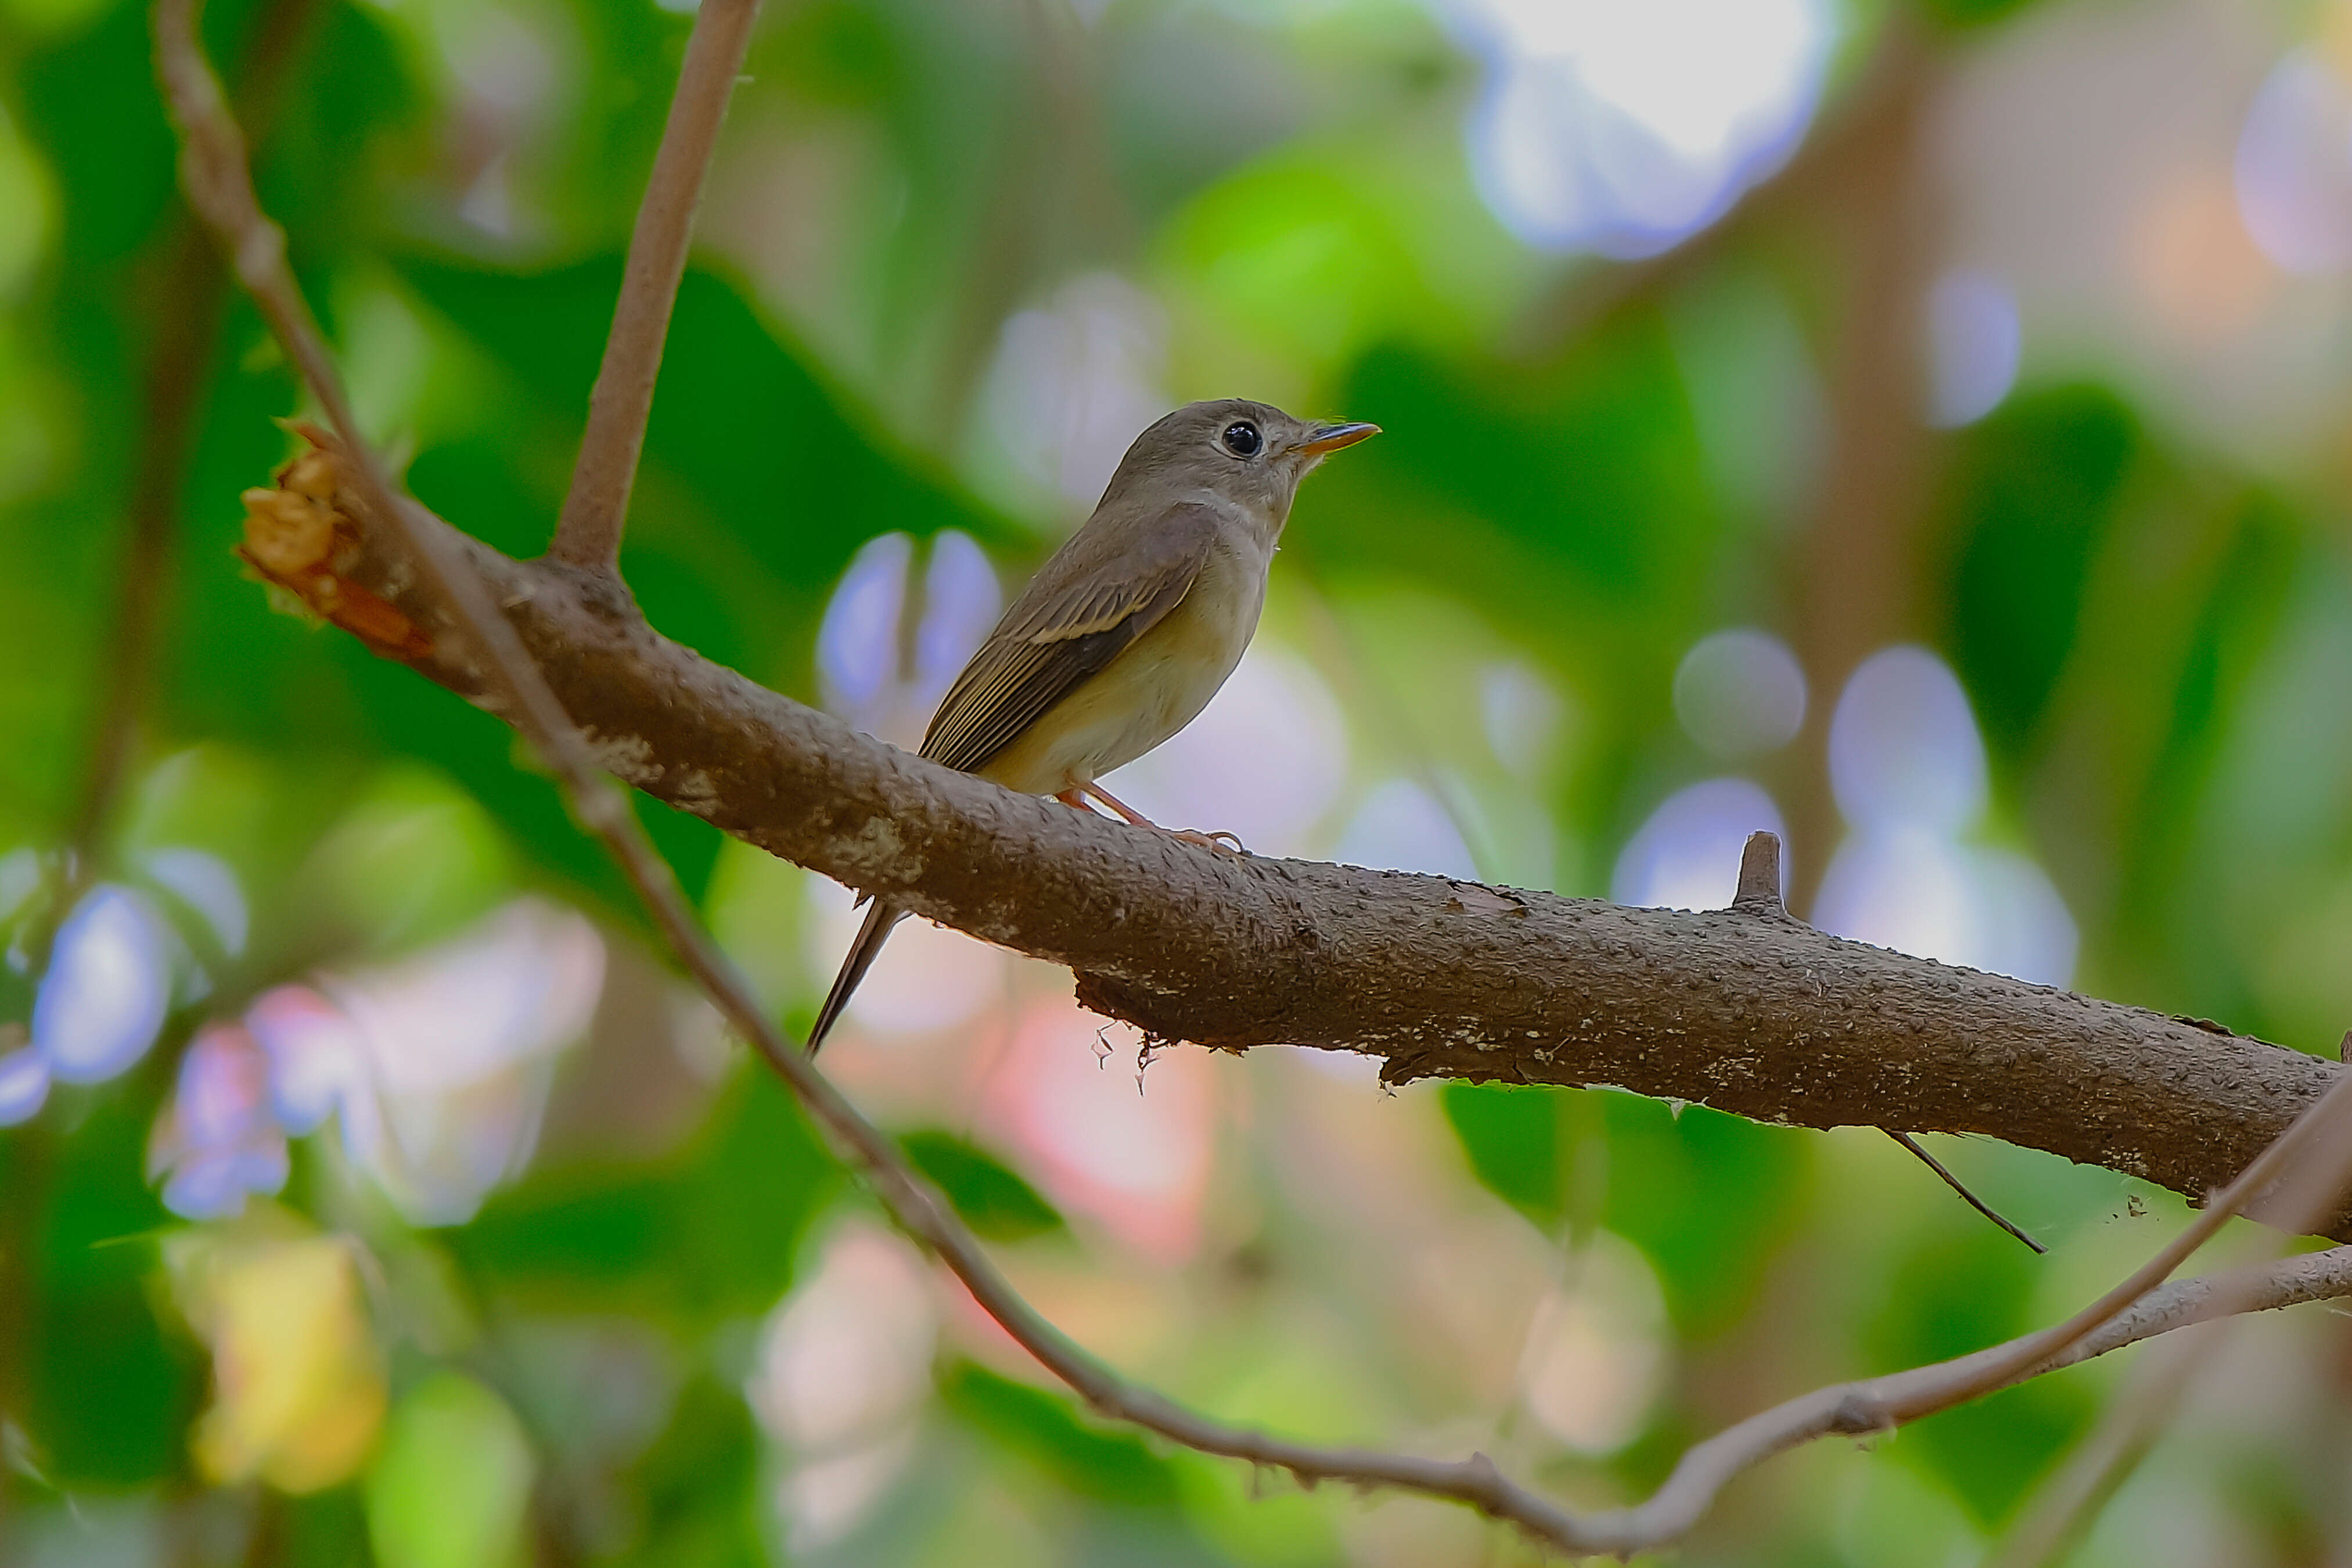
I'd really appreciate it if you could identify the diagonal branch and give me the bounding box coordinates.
[154,3,2352,1556]
[546,0,760,574]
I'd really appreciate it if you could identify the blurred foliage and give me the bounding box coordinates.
[899,1129,1066,1242]
[9,0,2352,1562]
[450,1069,834,1330]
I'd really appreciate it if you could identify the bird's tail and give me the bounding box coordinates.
[806,898,907,1057]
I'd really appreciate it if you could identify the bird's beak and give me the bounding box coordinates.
[1295,420,1380,457]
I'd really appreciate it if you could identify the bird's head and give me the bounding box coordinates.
[1099,398,1379,537]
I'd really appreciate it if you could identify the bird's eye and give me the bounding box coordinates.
[1221,420,1262,458]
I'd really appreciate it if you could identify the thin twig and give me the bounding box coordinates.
[1735,840,2045,1254]
[545,0,760,573]
[153,8,2352,1556]
[1887,1130,2047,1254]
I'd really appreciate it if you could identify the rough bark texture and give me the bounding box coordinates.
[246,434,2351,1239]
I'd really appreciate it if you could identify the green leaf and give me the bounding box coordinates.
[1922,0,2046,31]
[19,0,180,264]
[365,1372,536,1568]
[271,1487,372,1566]
[394,256,1019,600]
[19,1066,200,1487]
[610,1375,767,1568]
[1595,1093,1804,1340]
[1864,1222,2091,1524]
[1439,1080,1563,1232]
[449,1068,836,1331]
[1938,384,2141,760]
[1332,327,1717,609]
[901,1128,1065,1242]
[939,1361,1179,1509]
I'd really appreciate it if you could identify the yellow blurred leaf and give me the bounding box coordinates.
[171,1226,388,1493]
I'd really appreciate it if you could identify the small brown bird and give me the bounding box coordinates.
[805,398,1378,1055]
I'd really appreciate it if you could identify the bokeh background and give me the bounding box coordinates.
[9,0,2352,1561]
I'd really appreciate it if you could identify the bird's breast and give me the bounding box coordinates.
[978,536,1271,793]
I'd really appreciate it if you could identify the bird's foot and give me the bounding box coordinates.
[1064,784,1250,856]
[1167,827,1249,856]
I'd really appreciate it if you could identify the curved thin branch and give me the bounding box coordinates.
[1987,1026,2352,1567]
[1597,1242,2352,1558]
[546,0,760,573]
[1609,1070,2352,1552]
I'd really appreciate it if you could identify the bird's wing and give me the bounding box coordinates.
[919,502,1221,775]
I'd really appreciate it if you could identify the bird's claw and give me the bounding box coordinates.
[1170,828,1249,856]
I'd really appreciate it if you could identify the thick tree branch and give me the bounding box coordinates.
[228,451,2351,1238]
[546,0,759,574]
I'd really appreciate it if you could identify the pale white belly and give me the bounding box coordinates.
[978,542,1267,794]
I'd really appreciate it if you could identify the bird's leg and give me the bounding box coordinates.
[1079,782,1247,855]
[1055,789,1094,812]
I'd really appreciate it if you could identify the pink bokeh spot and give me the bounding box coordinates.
[150,1021,290,1220]
[981,996,1213,1264]
[244,984,365,1135]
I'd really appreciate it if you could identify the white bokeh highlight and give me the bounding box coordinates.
[818,531,912,722]
[801,879,1006,1042]
[1612,778,1785,911]
[34,885,171,1084]
[1107,643,1350,858]
[913,529,1003,709]
[1828,646,1988,835]
[0,845,39,926]
[977,272,1168,512]
[1673,628,1807,758]
[1519,1232,1670,1454]
[244,985,362,1138]
[750,1221,937,1553]
[1926,268,2022,427]
[0,1047,46,1126]
[153,1022,289,1221]
[818,529,1001,751]
[985,998,1214,1263]
[1480,660,1566,781]
[2235,49,2352,275]
[1813,646,2077,986]
[1447,0,1834,256]
[143,847,249,958]
[1336,778,1482,880]
[239,899,605,1224]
